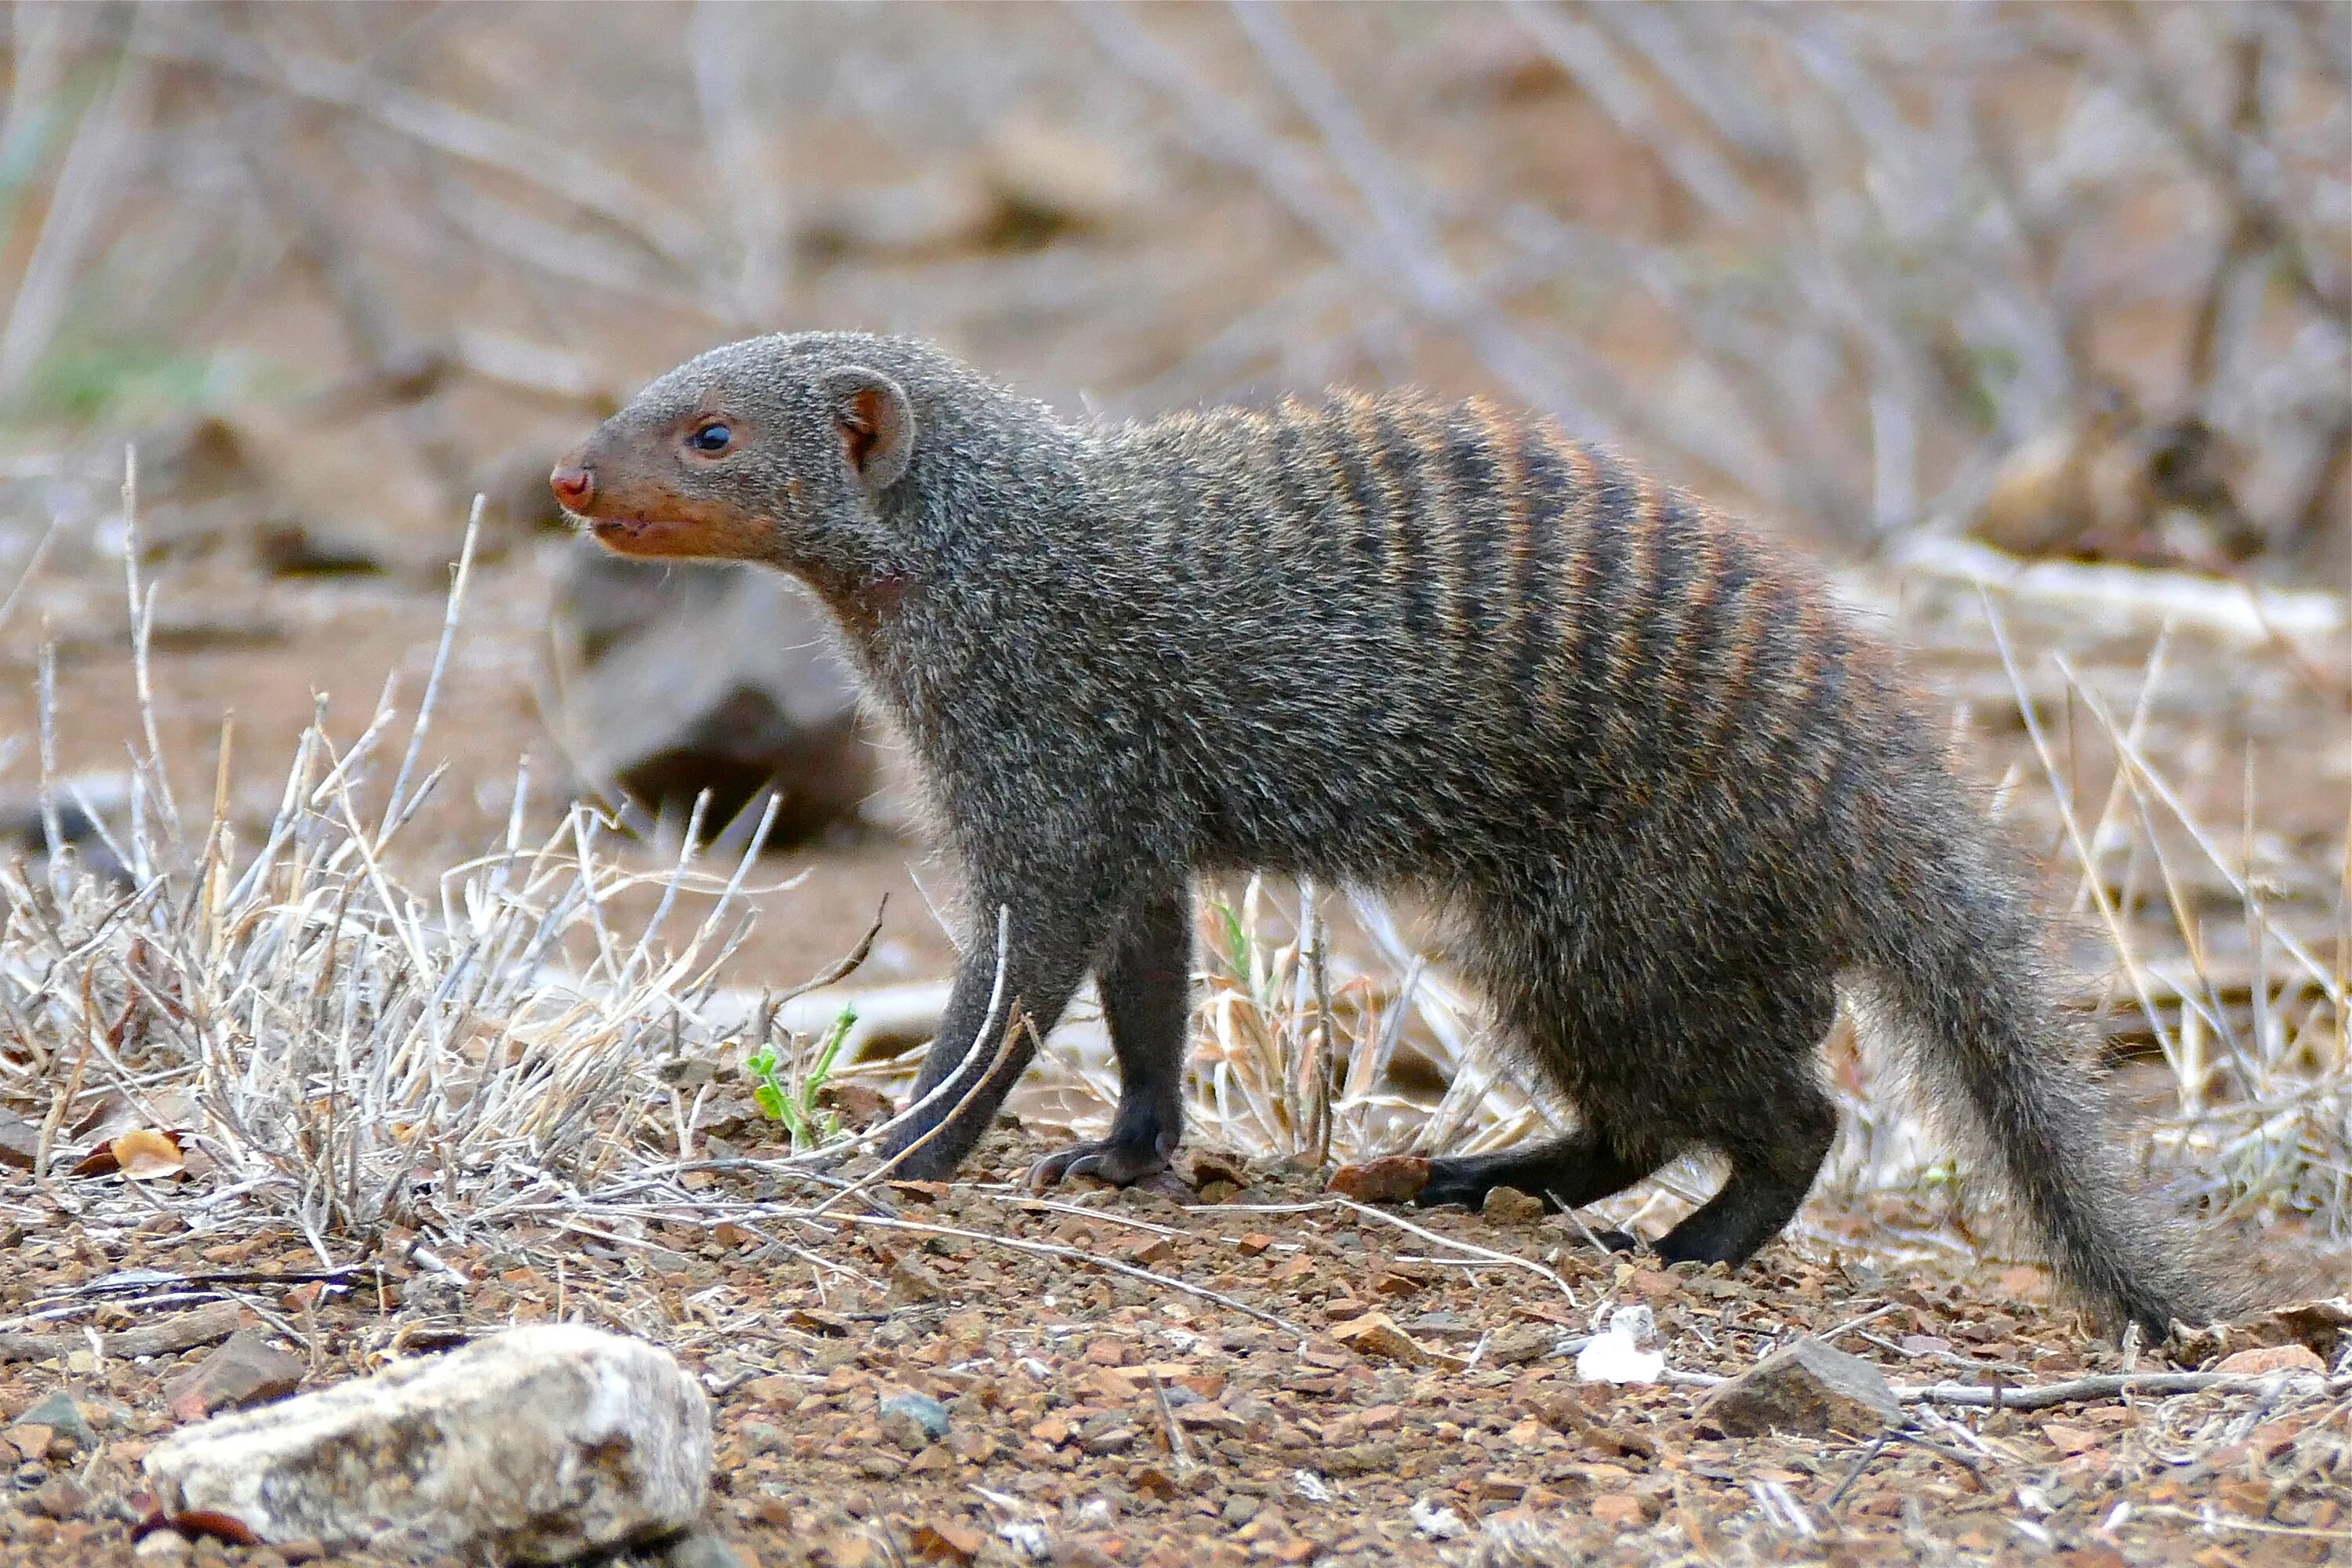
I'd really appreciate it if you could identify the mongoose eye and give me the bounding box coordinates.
[688,421,732,455]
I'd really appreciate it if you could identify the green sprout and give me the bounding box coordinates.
[746,1004,857,1150]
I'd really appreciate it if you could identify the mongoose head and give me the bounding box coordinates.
[550,333,921,590]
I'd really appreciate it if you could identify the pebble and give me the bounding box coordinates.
[13,1390,96,1454]
[1700,1338,1901,1437]
[878,1391,952,1450]
[132,1529,193,1563]
[164,1329,305,1418]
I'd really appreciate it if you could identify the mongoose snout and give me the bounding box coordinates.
[548,463,595,511]
[550,426,783,563]
[556,329,2238,1338]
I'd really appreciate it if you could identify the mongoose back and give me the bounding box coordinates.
[554,331,2227,1336]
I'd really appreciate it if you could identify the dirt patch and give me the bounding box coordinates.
[0,1136,2345,1567]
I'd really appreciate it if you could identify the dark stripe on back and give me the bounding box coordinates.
[1626,489,1697,754]
[1305,401,1384,612]
[1443,406,1505,659]
[1512,429,1574,729]
[1680,529,1757,775]
[1371,404,1436,644]
[1567,452,1635,727]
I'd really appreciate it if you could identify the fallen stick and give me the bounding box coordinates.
[1894,1370,2347,1411]
[0,1300,246,1363]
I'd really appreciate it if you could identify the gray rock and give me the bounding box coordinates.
[547,547,876,848]
[651,1528,753,1568]
[1699,1338,1902,1438]
[877,1391,952,1450]
[143,1324,710,1563]
[14,1390,96,1454]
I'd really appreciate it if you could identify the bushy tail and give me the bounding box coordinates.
[1853,843,2234,1338]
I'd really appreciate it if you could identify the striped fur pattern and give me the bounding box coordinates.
[560,332,2231,1336]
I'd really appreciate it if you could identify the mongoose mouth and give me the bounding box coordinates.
[581,513,706,557]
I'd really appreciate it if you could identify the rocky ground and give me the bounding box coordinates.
[0,1122,2344,1568]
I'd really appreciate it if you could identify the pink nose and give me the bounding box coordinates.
[550,464,595,510]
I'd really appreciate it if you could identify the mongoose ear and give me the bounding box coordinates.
[820,368,914,492]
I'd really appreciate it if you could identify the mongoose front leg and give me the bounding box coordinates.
[883,898,1102,1181]
[1029,881,1193,1189]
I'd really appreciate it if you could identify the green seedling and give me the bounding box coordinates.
[747,1004,857,1150]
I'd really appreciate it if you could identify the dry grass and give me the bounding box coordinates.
[0,485,814,1263]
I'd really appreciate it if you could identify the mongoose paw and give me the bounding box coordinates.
[1589,1228,1643,1256]
[1409,1166,1490,1211]
[1027,1138,1174,1191]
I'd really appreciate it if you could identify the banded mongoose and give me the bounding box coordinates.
[553,332,2227,1336]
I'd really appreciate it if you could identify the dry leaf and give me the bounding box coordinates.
[113,1128,186,1181]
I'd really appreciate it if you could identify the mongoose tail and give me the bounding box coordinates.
[1853,829,2233,1338]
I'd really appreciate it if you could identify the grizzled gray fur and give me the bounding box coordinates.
[554,331,2230,1336]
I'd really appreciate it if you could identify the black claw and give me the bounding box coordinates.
[1027,1138,1172,1191]
[1591,1229,1642,1255]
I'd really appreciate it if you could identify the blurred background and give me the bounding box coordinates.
[0,2,2344,1239]
[0,2,2335,561]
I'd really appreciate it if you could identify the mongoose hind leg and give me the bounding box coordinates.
[1650,1069,1839,1267]
[1416,1127,1661,1215]
[1029,883,1192,1190]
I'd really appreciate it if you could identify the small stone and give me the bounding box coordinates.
[1627,1269,1681,1300]
[20,1473,92,1518]
[1700,1338,1901,1437]
[1485,1325,1555,1367]
[133,1530,193,1563]
[165,1330,305,1420]
[2215,1343,2327,1375]
[1481,1186,1545,1224]
[1173,1403,1249,1439]
[14,1391,96,1456]
[1236,1234,1275,1258]
[143,1324,710,1562]
[0,1107,38,1171]
[1327,1156,1429,1204]
[1221,1494,1261,1526]
[1330,1312,1464,1370]
[878,1392,953,1450]
[657,1529,756,1568]
[886,1253,946,1305]
[908,1519,985,1563]
[1399,1312,1478,1341]
[1078,1425,1134,1456]
[1590,1493,1646,1528]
